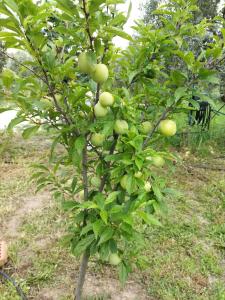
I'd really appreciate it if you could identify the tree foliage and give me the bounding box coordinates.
[143,0,222,23]
[0,0,224,298]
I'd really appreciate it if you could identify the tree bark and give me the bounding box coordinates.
[74,250,90,300]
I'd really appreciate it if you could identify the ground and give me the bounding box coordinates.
[0,134,225,300]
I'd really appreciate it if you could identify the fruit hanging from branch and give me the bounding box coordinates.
[78,52,93,74]
[94,102,108,118]
[109,253,121,266]
[99,92,114,107]
[91,64,109,84]
[114,120,129,135]
[152,156,165,168]
[140,121,153,134]
[159,119,177,137]
[91,133,105,147]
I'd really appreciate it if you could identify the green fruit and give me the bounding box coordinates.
[140,121,153,134]
[78,52,93,74]
[134,171,142,178]
[79,111,85,117]
[91,64,109,84]
[120,175,128,190]
[99,92,114,107]
[94,102,108,118]
[114,120,129,135]
[78,190,84,200]
[144,182,152,192]
[91,176,101,188]
[159,120,177,137]
[91,133,105,147]
[109,253,121,266]
[152,156,165,167]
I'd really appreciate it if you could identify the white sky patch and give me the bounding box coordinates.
[113,0,144,49]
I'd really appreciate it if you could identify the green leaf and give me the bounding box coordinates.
[119,262,128,286]
[22,125,40,139]
[93,220,104,238]
[89,0,105,13]
[0,107,13,113]
[105,191,120,205]
[73,234,95,256]
[80,223,93,236]
[138,211,162,227]
[7,116,25,130]
[198,69,220,84]
[98,227,114,245]
[74,136,85,155]
[174,87,187,102]
[105,26,133,41]
[100,210,108,224]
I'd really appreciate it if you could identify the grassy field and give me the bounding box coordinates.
[0,131,225,300]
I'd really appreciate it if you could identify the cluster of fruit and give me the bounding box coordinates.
[78,52,177,149]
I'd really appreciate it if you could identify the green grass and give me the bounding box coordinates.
[0,133,225,299]
[170,103,225,156]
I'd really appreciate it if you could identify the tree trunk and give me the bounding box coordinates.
[74,250,90,300]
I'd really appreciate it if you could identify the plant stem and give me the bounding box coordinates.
[74,137,89,299]
[74,250,90,300]
[82,0,94,51]
[99,134,118,192]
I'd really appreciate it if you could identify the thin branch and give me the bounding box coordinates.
[1,51,47,84]
[95,84,100,105]
[24,32,74,126]
[82,137,89,201]
[99,134,118,192]
[82,0,94,51]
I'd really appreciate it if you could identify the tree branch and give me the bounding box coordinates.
[82,0,94,51]
[99,134,118,192]
[1,51,47,84]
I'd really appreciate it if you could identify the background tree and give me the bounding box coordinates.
[143,0,222,22]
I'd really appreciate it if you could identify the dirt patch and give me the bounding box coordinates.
[2,192,51,239]
[83,275,151,300]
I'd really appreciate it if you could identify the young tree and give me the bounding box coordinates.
[0,0,224,299]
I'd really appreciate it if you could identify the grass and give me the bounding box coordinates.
[0,131,225,299]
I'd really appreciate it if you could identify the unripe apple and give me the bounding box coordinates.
[114,120,129,135]
[94,102,108,118]
[140,121,153,134]
[78,190,84,200]
[91,133,105,147]
[144,182,152,192]
[78,52,93,74]
[99,92,114,107]
[91,176,101,188]
[134,171,142,178]
[91,64,109,84]
[120,174,128,190]
[109,253,121,266]
[159,119,177,137]
[152,156,165,167]
[79,111,85,117]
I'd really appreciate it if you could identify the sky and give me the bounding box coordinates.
[114,0,144,48]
